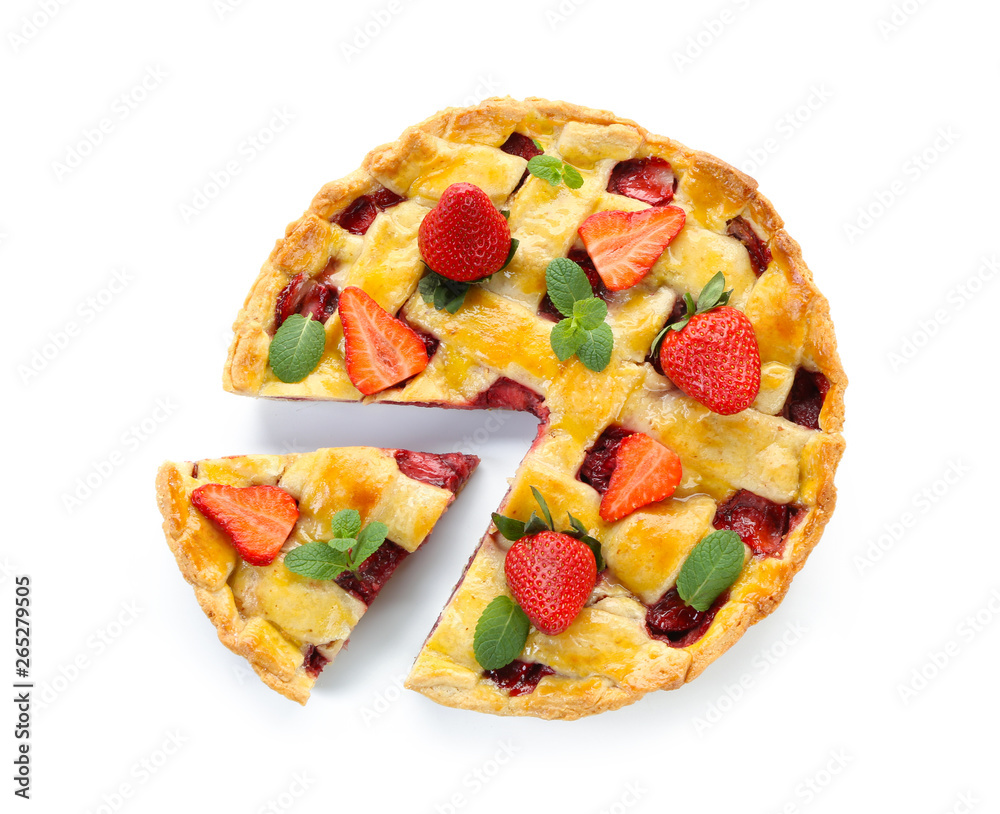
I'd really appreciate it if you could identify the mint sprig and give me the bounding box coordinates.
[527,155,584,190]
[491,487,604,571]
[418,238,519,314]
[474,596,530,670]
[545,258,614,372]
[284,509,388,581]
[676,529,746,611]
[269,314,326,383]
[650,271,733,358]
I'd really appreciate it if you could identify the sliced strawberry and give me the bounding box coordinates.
[191,484,298,566]
[607,157,675,206]
[338,286,429,396]
[578,205,686,291]
[504,531,597,635]
[599,433,682,522]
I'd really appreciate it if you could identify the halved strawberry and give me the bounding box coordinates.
[504,531,597,635]
[338,286,429,395]
[578,205,686,291]
[191,484,299,566]
[599,433,682,522]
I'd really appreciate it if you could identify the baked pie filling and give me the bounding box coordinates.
[179,97,847,719]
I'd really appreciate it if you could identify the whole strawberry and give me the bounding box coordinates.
[504,531,597,635]
[657,272,761,415]
[418,182,512,282]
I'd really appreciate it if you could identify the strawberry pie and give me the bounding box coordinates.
[155,447,477,703]
[213,97,846,719]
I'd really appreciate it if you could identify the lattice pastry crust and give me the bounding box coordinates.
[155,448,474,703]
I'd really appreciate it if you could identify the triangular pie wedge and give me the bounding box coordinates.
[155,447,477,703]
[221,97,846,719]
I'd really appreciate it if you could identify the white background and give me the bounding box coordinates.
[3,0,997,811]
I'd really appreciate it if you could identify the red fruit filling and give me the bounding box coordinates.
[335,187,405,235]
[394,450,479,493]
[726,216,772,277]
[783,369,830,430]
[713,490,805,558]
[501,132,544,195]
[607,157,676,206]
[397,315,441,359]
[471,377,549,420]
[500,133,543,162]
[483,660,555,697]
[646,588,727,647]
[275,272,339,329]
[302,645,330,678]
[334,540,409,606]
[539,247,610,322]
[578,425,634,494]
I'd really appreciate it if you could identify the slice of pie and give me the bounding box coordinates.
[155,447,477,703]
[221,97,846,719]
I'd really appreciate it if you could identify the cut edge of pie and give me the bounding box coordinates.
[155,447,478,704]
[219,97,846,719]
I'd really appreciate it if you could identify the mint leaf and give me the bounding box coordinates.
[328,537,356,553]
[563,164,584,189]
[676,530,746,612]
[527,155,563,186]
[331,509,361,540]
[526,155,584,190]
[474,596,530,670]
[546,258,592,316]
[530,487,553,529]
[284,543,350,580]
[269,314,326,383]
[492,513,526,541]
[550,319,585,361]
[531,138,543,151]
[573,297,607,331]
[419,270,469,314]
[352,521,388,567]
[576,322,614,372]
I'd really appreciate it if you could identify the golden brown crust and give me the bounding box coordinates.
[220,97,847,719]
[155,449,470,705]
